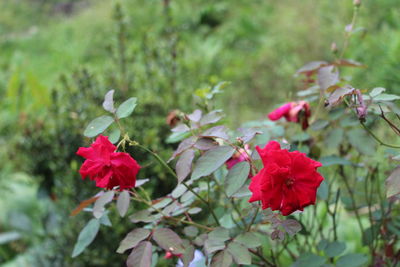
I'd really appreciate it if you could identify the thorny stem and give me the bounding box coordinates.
[249,248,276,267]
[132,142,221,226]
[360,122,400,149]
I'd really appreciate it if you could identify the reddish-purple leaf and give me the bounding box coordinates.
[200,110,223,126]
[176,149,195,183]
[152,228,185,254]
[296,61,328,75]
[211,250,233,267]
[201,126,229,140]
[126,241,152,267]
[194,138,217,150]
[172,124,190,133]
[318,65,340,92]
[326,86,355,107]
[168,136,197,162]
[117,228,151,254]
[187,109,202,122]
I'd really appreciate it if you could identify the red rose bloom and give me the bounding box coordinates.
[248,141,323,216]
[76,135,141,190]
[268,101,311,130]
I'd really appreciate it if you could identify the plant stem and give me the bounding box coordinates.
[132,142,221,225]
[247,207,260,231]
[360,122,400,149]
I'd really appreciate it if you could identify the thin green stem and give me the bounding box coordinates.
[247,207,260,231]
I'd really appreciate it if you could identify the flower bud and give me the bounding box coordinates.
[353,0,361,7]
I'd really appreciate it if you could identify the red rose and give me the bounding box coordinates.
[268,101,311,130]
[248,141,324,216]
[164,251,183,259]
[76,135,141,190]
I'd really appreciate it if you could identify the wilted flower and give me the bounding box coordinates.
[268,101,311,130]
[225,144,251,170]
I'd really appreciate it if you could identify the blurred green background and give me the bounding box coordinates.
[0,0,399,266]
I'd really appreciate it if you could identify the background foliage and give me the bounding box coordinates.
[1,0,400,266]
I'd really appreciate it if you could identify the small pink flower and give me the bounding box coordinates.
[268,101,311,130]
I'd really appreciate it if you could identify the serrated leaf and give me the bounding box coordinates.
[152,228,184,254]
[169,137,197,162]
[93,191,114,219]
[191,146,235,180]
[172,124,190,133]
[187,110,202,122]
[208,227,230,242]
[200,110,223,126]
[373,93,400,102]
[326,86,355,108]
[126,241,152,267]
[201,126,229,140]
[211,250,232,267]
[166,131,192,144]
[117,190,130,217]
[171,184,187,198]
[204,239,225,255]
[117,228,151,254]
[102,89,115,112]
[72,219,100,257]
[324,241,346,257]
[336,253,368,267]
[152,198,172,209]
[188,207,202,214]
[227,242,251,265]
[234,232,261,248]
[296,61,328,74]
[225,161,250,197]
[84,116,114,137]
[116,97,137,119]
[370,87,385,98]
[386,166,400,198]
[194,138,217,150]
[129,210,154,223]
[176,149,195,183]
[281,219,302,236]
[318,66,340,91]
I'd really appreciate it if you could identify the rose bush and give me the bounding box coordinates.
[69,1,400,266]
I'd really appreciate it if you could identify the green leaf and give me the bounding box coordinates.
[208,227,230,242]
[117,190,130,217]
[310,119,329,131]
[0,231,21,245]
[84,116,114,138]
[319,156,351,166]
[183,226,199,237]
[362,225,380,246]
[93,191,114,219]
[227,242,251,265]
[116,97,137,119]
[317,180,329,200]
[234,232,261,248]
[336,253,368,267]
[204,239,225,255]
[182,245,195,267]
[225,161,250,197]
[325,128,344,148]
[152,228,184,254]
[369,87,385,98]
[347,128,375,155]
[72,219,100,257]
[281,219,302,236]
[324,241,346,257]
[108,128,121,144]
[291,252,326,267]
[386,166,400,198]
[191,146,235,180]
[373,93,400,102]
[117,228,151,254]
[126,241,152,267]
[211,250,232,267]
[166,131,192,144]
